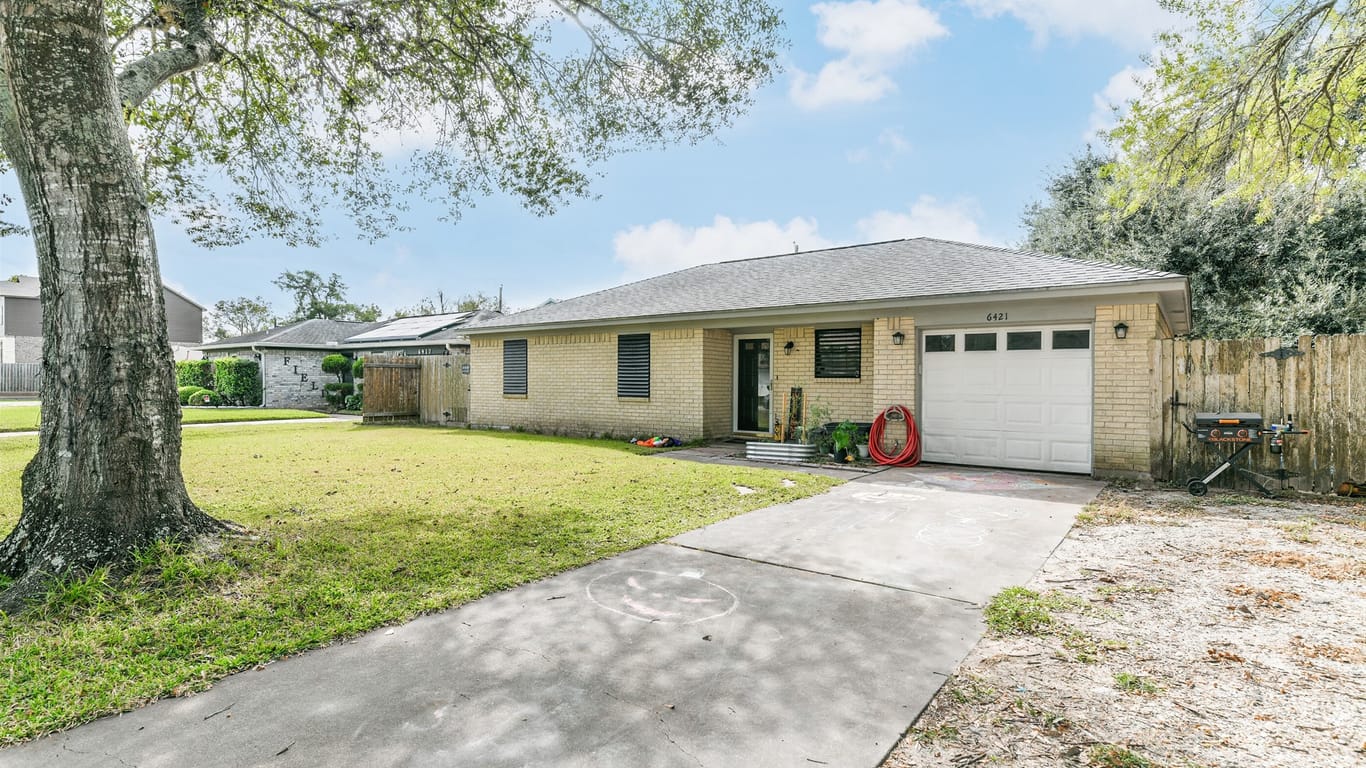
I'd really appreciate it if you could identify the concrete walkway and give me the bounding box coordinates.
[2,465,1102,768]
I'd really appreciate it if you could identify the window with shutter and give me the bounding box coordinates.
[617,334,650,398]
[814,328,861,379]
[503,339,527,395]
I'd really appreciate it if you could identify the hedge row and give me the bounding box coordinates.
[174,358,262,406]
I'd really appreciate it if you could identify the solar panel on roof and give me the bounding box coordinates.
[343,312,472,342]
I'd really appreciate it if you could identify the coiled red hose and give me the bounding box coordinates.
[869,405,921,467]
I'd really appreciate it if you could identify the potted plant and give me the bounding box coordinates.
[856,427,871,460]
[832,420,859,462]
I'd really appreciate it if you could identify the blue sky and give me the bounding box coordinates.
[0,0,1174,317]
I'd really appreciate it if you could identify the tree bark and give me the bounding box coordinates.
[0,0,223,612]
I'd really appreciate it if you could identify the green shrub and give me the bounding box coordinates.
[322,381,354,407]
[343,393,363,411]
[174,359,214,389]
[321,354,350,382]
[187,388,221,407]
[352,357,365,379]
[213,357,262,406]
[177,385,201,405]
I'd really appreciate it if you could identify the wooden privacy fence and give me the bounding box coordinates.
[416,354,470,424]
[361,354,469,425]
[0,363,40,394]
[1152,334,1366,493]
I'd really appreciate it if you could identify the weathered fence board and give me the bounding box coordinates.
[417,354,470,425]
[1154,334,1366,493]
[0,363,40,394]
[362,357,420,422]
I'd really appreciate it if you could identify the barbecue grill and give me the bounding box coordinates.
[1187,412,1308,496]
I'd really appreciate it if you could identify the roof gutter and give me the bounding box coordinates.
[462,276,1193,336]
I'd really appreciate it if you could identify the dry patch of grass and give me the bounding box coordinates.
[882,484,1366,768]
[1235,549,1366,580]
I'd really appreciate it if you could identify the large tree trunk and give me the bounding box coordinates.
[0,0,223,611]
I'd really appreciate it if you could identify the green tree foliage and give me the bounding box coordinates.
[174,359,215,389]
[1110,0,1366,208]
[209,296,274,340]
[391,290,501,318]
[212,358,263,406]
[6,0,783,247]
[320,354,350,382]
[273,270,381,322]
[1024,151,1366,338]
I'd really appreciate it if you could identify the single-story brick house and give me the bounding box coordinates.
[199,310,498,408]
[462,238,1191,478]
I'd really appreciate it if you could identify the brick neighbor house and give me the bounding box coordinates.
[461,238,1191,479]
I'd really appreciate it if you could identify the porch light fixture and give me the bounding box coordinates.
[783,340,795,355]
[891,331,905,346]
[1113,322,1129,340]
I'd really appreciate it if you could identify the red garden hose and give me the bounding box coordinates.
[869,405,921,467]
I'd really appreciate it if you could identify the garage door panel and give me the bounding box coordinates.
[1004,439,1043,462]
[920,325,1092,474]
[1003,402,1045,429]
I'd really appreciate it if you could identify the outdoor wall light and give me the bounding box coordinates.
[783,340,795,355]
[891,331,905,346]
[1114,322,1129,340]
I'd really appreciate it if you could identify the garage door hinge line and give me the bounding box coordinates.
[663,543,977,606]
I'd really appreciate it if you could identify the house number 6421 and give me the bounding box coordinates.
[986,312,1008,322]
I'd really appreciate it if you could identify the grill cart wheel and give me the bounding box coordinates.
[1187,479,1208,497]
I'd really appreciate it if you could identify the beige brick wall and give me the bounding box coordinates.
[771,322,875,424]
[469,329,706,438]
[1094,304,1167,477]
[701,329,733,437]
[872,316,916,415]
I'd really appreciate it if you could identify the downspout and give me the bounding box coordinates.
[251,345,264,408]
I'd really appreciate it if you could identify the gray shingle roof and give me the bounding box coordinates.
[467,238,1184,332]
[199,318,384,350]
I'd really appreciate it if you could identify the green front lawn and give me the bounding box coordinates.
[0,424,837,744]
[0,406,327,432]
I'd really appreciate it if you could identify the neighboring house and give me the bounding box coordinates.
[0,274,205,363]
[462,238,1192,479]
[199,310,497,408]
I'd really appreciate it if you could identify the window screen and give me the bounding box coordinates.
[924,334,955,352]
[815,328,862,378]
[965,332,998,351]
[503,339,527,395]
[617,334,650,398]
[1006,331,1042,350]
[1052,330,1091,350]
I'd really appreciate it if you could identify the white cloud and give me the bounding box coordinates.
[847,127,912,165]
[964,0,1173,49]
[612,216,835,279]
[856,196,999,244]
[1086,64,1152,140]
[790,0,948,110]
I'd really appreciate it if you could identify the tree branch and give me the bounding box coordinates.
[115,1,225,110]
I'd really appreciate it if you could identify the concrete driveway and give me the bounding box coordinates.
[3,465,1101,768]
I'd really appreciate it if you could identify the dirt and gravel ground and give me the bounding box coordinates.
[880,486,1366,768]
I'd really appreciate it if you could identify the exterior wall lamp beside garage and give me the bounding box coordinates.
[891,331,905,346]
[1113,322,1129,340]
[784,340,795,355]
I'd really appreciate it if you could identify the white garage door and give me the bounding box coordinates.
[919,326,1092,473]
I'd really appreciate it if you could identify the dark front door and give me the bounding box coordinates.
[736,339,771,432]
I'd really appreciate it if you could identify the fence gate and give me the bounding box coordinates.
[418,354,470,425]
[1152,334,1366,493]
[362,357,420,423]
